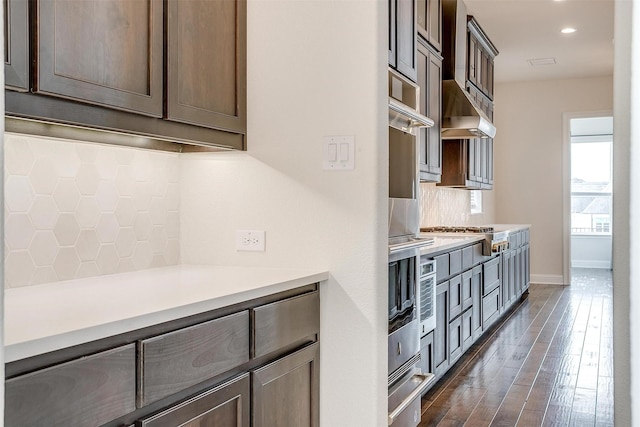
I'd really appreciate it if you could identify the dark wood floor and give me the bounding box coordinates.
[419,268,614,427]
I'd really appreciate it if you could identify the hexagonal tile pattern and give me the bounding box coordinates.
[75,163,101,195]
[75,197,101,228]
[5,251,36,287]
[29,157,59,195]
[30,196,60,230]
[115,165,135,196]
[30,231,60,266]
[53,178,81,212]
[53,213,81,246]
[115,197,136,227]
[115,227,136,258]
[4,135,182,286]
[95,181,119,212]
[132,241,153,270]
[96,213,119,243]
[53,247,81,281]
[96,245,119,275]
[76,230,101,261]
[6,175,35,212]
[6,214,36,250]
[5,135,35,175]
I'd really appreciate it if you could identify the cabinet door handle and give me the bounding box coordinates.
[388,373,435,425]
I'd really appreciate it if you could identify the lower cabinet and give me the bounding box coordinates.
[138,374,250,427]
[419,331,435,379]
[448,315,463,364]
[252,343,319,427]
[5,285,320,427]
[470,265,483,340]
[434,281,450,377]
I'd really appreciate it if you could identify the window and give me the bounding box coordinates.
[570,123,612,235]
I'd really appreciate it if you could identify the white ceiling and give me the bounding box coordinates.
[464,0,615,83]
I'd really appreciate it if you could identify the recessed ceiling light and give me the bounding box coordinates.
[528,57,557,66]
[561,27,577,34]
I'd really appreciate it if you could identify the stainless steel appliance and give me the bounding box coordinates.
[388,245,435,427]
[419,257,436,336]
[440,0,497,139]
[388,68,434,240]
[421,225,510,255]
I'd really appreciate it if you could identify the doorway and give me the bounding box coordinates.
[565,114,613,278]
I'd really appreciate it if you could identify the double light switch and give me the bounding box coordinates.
[323,135,355,170]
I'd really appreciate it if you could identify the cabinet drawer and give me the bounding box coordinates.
[482,257,500,295]
[462,245,474,270]
[138,373,250,427]
[482,287,500,327]
[434,253,449,282]
[253,291,319,358]
[448,275,463,320]
[139,311,250,405]
[449,249,462,275]
[5,344,136,427]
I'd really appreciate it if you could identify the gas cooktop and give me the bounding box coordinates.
[421,226,495,233]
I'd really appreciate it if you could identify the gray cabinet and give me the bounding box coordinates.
[138,374,250,427]
[470,265,483,340]
[4,0,28,91]
[35,0,164,116]
[434,281,450,377]
[417,39,443,182]
[252,343,319,427]
[390,0,418,81]
[5,344,136,427]
[166,0,246,133]
[417,0,441,52]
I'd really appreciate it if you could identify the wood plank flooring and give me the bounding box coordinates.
[419,268,613,427]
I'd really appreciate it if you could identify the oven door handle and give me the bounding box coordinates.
[388,372,435,425]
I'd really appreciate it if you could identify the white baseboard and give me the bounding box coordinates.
[530,274,565,285]
[571,260,612,269]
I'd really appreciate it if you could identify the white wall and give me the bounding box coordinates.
[180,1,387,426]
[613,0,636,424]
[570,235,612,269]
[493,76,613,284]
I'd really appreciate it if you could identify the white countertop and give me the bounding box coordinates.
[4,265,329,363]
[418,234,485,255]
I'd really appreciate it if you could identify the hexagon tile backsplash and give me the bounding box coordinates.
[4,133,181,288]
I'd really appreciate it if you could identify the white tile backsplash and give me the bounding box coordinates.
[420,183,494,227]
[4,133,181,288]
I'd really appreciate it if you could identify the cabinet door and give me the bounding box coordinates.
[417,0,441,52]
[470,265,483,339]
[389,0,396,67]
[524,244,530,291]
[467,138,480,183]
[35,0,163,116]
[139,374,250,427]
[417,41,442,182]
[396,0,417,81]
[501,251,511,310]
[166,0,246,133]
[461,269,473,311]
[434,282,449,377]
[419,332,435,396]
[467,33,477,85]
[449,275,462,320]
[461,308,473,351]
[252,343,319,427]
[448,315,462,364]
[4,0,29,90]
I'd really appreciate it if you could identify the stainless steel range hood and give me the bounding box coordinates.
[442,80,496,139]
[441,0,497,140]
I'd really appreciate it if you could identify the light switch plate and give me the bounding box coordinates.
[323,135,355,170]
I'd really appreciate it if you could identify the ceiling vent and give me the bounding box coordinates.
[528,57,557,66]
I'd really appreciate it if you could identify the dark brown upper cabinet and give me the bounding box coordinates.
[166,0,246,133]
[417,0,441,53]
[389,0,417,82]
[466,17,497,101]
[4,0,28,91]
[35,0,163,117]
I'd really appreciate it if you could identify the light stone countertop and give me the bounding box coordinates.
[4,265,329,363]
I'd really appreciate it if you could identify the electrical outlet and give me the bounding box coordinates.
[236,230,266,252]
